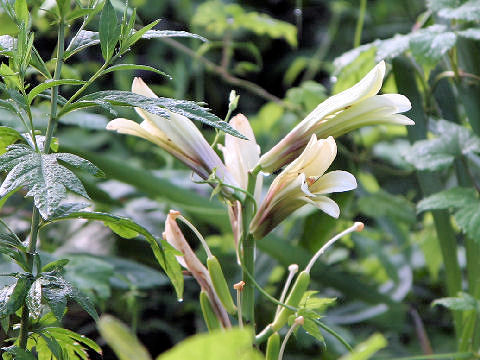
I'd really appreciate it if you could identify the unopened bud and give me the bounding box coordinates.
[354,222,364,232]
[294,316,304,326]
[229,90,239,110]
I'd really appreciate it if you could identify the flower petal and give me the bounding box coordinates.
[310,170,357,194]
[304,195,340,218]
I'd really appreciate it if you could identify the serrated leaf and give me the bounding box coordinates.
[41,273,98,321]
[302,317,324,342]
[458,28,480,40]
[417,187,476,212]
[432,292,479,311]
[64,30,100,60]
[98,316,152,360]
[0,146,100,218]
[26,278,42,318]
[454,203,480,240]
[27,79,85,104]
[410,25,457,66]
[63,91,246,139]
[404,120,480,171]
[437,0,480,21]
[99,0,121,61]
[2,346,36,360]
[0,276,31,317]
[47,327,101,355]
[142,29,207,42]
[99,64,171,79]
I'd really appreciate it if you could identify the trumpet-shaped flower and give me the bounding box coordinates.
[106,77,236,186]
[258,61,414,173]
[163,210,231,328]
[249,135,357,239]
[220,114,262,253]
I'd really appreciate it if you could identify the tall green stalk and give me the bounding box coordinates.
[353,0,366,48]
[241,169,259,326]
[393,57,462,338]
[18,18,66,351]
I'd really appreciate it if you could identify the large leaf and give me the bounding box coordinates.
[43,211,183,299]
[418,187,480,240]
[27,79,85,104]
[99,64,170,79]
[0,145,102,218]
[437,0,480,21]
[98,316,152,360]
[410,25,457,66]
[0,276,32,317]
[156,328,263,360]
[41,272,98,321]
[358,191,416,224]
[99,0,121,61]
[0,126,22,154]
[404,119,480,171]
[64,30,100,60]
[61,90,246,139]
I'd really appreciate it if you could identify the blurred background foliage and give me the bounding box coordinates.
[2,0,480,358]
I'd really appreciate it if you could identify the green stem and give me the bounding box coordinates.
[241,168,259,326]
[44,20,65,153]
[353,0,366,48]
[18,306,30,349]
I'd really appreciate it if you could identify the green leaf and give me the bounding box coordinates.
[418,188,480,240]
[0,145,101,218]
[64,30,100,60]
[46,327,101,355]
[120,19,160,53]
[302,317,324,343]
[63,91,247,139]
[417,187,476,212]
[410,25,457,66]
[458,28,480,40]
[437,0,480,21]
[404,120,480,171]
[41,273,98,321]
[339,333,387,360]
[141,29,207,42]
[2,346,36,360]
[14,0,29,25]
[432,292,479,311]
[99,64,171,79]
[40,333,65,360]
[99,0,121,61]
[26,278,42,318]
[156,327,263,360]
[333,47,376,94]
[358,191,417,224]
[41,259,70,273]
[427,0,460,12]
[192,2,296,46]
[0,276,31,317]
[27,79,85,104]
[98,315,152,360]
[0,127,22,155]
[41,211,184,296]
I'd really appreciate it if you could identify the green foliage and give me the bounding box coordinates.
[404,120,480,171]
[338,334,387,360]
[98,315,152,360]
[0,145,102,218]
[432,292,480,311]
[99,0,121,62]
[410,25,457,66]
[156,327,264,360]
[192,1,297,46]
[418,187,480,239]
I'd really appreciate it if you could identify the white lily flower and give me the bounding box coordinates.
[106,77,236,186]
[258,61,414,173]
[250,135,357,239]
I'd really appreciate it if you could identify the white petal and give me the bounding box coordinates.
[296,61,386,132]
[304,196,340,218]
[107,118,157,143]
[310,170,357,194]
